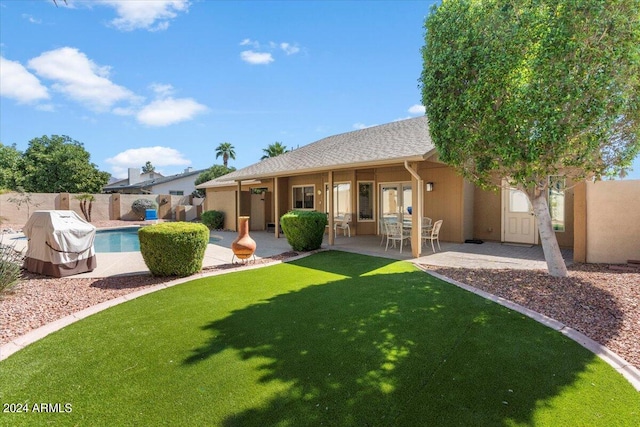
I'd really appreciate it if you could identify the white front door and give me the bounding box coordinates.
[502,186,537,244]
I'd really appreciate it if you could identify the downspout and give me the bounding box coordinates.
[404,161,423,257]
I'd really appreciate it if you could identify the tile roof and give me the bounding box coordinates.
[205,116,433,185]
[104,169,205,191]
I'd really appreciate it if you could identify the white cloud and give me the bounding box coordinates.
[239,38,260,48]
[280,42,300,55]
[98,0,190,32]
[136,97,207,126]
[240,50,274,65]
[239,39,302,64]
[27,47,138,111]
[149,83,175,98]
[0,56,50,104]
[106,146,191,177]
[408,104,426,115]
[22,14,42,24]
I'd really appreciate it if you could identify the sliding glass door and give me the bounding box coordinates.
[380,183,412,231]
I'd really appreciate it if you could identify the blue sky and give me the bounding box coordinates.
[1,0,639,180]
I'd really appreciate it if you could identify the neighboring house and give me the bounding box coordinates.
[104,167,205,196]
[196,116,640,263]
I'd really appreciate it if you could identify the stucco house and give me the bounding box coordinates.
[197,116,640,264]
[104,167,204,196]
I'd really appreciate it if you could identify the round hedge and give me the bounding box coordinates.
[201,210,224,230]
[138,222,209,277]
[280,210,327,251]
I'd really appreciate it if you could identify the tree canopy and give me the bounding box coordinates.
[20,135,110,193]
[195,165,236,186]
[215,142,236,168]
[0,143,23,191]
[261,141,289,160]
[420,0,640,276]
[142,161,155,173]
[193,164,236,197]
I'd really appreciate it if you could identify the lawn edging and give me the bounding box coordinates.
[0,251,314,362]
[423,268,640,392]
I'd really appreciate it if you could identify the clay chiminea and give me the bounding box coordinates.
[231,216,256,262]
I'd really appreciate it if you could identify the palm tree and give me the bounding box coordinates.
[261,141,289,160]
[215,142,236,167]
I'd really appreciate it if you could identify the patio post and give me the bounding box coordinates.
[236,180,242,232]
[328,171,334,245]
[274,177,280,238]
[405,161,423,258]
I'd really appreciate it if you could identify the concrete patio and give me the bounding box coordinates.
[5,230,573,277]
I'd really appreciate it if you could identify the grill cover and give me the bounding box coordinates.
[23,210,97,277]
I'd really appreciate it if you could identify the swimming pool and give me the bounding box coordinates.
[94,227,222,253]
[14,227,222,253]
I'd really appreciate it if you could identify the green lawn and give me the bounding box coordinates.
[1,251,638,426]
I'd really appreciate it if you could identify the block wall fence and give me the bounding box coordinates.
[0,193,200,226]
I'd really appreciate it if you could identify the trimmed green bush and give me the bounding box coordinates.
[132,198,157,220]
[201,210,224,230]
[138,222,209,277]
[280,210,327,251]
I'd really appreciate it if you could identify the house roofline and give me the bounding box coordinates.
[197,150,438,189]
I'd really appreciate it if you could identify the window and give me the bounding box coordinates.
[357,181,374,221]
[169,190,184,196]
[508,188,530,213]
[324,183,351,217]
[548,176,565,232]
[293,185,314,210]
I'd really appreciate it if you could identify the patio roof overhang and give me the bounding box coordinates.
[197,149,438,188]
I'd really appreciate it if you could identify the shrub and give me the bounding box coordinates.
[132,198,157,220]
[280,210,327,251]
[138,222,209,277]
[0,237,23,294]
[201,210,224,230]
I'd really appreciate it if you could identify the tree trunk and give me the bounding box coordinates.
[532,190,568,277]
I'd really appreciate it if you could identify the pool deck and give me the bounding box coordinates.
[5,229,574,278]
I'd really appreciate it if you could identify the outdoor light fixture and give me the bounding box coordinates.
[426,182,434,192]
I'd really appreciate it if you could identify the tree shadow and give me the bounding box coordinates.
[182,252,617,426]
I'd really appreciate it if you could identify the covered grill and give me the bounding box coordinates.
[23,210,97,277]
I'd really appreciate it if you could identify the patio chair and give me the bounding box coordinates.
[385,221,411,253]
[379,218,388,246]
[334,213,352,237]
[422,217,433,231]
[422,219,443,253]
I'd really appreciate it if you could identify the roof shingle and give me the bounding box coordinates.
[208,116,433,184]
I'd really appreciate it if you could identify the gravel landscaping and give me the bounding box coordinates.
[2,221,638,370]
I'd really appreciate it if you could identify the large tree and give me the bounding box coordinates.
[261,141,289,160]
[421,0,640,277]
[0,143,24,190]
[21,135,110,193]
[193,164,236,197]
[215,142,236,168]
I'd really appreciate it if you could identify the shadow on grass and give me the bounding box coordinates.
[184,252,615,426]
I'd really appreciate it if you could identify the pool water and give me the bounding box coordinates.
[93,227,222,253]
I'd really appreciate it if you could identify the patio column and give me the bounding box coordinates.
[405,161,423,258]
[236,180,242,232]
[274,177,280,238]
[328,171,334,246]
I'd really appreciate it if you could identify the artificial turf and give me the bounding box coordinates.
[1,251,638,426]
